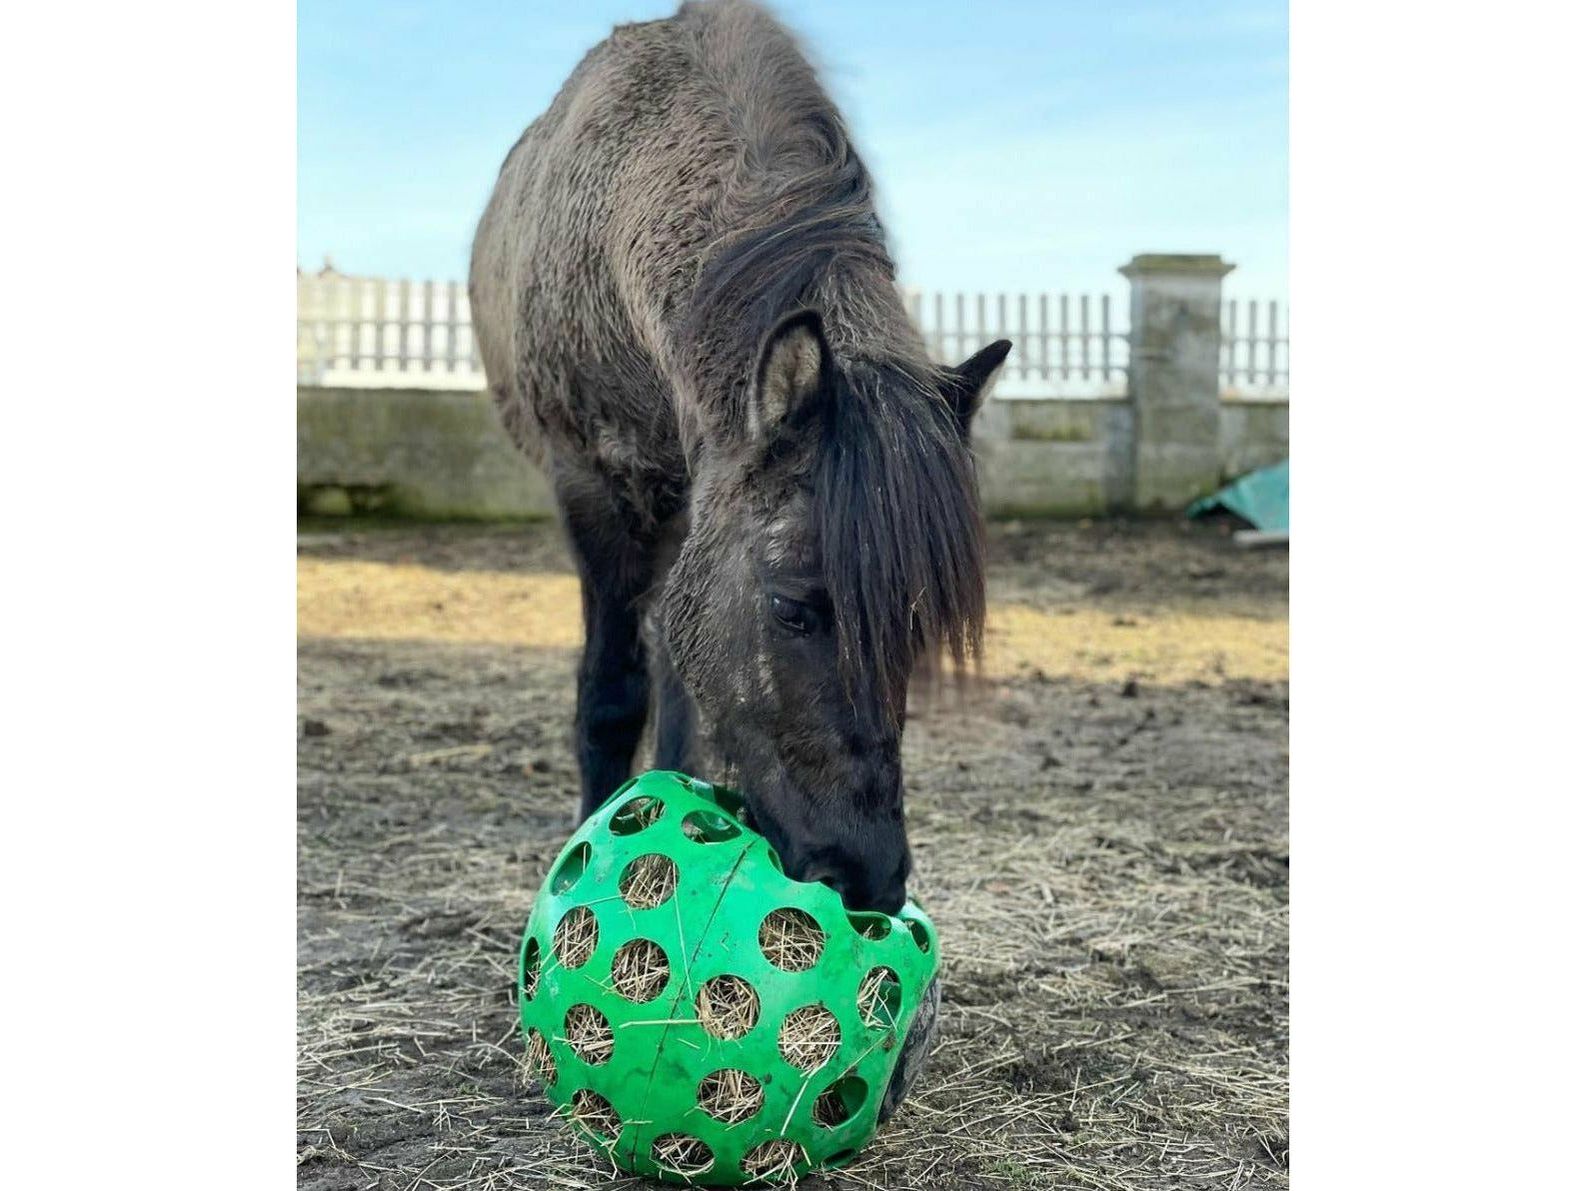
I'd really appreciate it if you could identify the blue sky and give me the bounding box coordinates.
[299,1,1287,299]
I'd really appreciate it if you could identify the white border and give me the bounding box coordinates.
[8,1,294,1181]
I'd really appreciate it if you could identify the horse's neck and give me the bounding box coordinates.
[813,270,933,372]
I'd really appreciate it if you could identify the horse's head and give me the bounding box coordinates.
[661,309,1010,912]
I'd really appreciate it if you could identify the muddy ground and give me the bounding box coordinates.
[298,519,1288,1190]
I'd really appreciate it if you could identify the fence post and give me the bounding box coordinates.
[1118,253,1234,510]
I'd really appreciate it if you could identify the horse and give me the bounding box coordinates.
[469,0,1009,917]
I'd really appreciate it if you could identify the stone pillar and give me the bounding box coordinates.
[1119,254,1234,511]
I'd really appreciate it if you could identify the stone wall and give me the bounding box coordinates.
[1218,399,1290,482]
[298,385,1286,521]
[971,398,1133,516]
[298,387,555,519]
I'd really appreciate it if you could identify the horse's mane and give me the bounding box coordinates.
[677,1,985,709]
[813,364,985,713]
[676,0,898,389]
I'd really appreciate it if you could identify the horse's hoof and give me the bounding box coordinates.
[878,972,941,1124]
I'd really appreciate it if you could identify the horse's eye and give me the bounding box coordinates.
[769,594,818,634]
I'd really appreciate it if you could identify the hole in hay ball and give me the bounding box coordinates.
[907,918,932,954]
[682,808,740,843]
[551,842,591,895]
[610,938,670,1003]
[848,912,891,941]
[552,906,599,969]
[707,783,748,821]
[696,1067,765,1124]
[758,908,826,973]
[651,1133,714,1178]
[697,974,760,1039]
[569,1088,622,1142]
[618,853,678,909]
[777,1004,841,1071]
[610,795,664,835]
[521,937,541,1001]
[563,1003,614,1065]
[858,966,902,1030]
[812,1074,867,1128]
[521,1029,556,1087]
[742,1139,807,1182]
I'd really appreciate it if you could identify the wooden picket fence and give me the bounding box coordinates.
[1220,298,1289,393]
[296,272,481,385]
[901,288,1127,389]
[296,269,1286,396]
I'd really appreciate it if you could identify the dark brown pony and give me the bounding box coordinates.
[470,0,1008,915]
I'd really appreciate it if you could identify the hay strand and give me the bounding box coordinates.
[681,808,739,842]
[812,1083,851,1128]
[563,1003,614,1065]
[521,1029,555,1087]
[858,966,901,1030]
[619,854,678,908]
[696,975,759,1039]
[758,908,826,972]
[568,1088,622,1142]
[552,906,598,969]
[610,938,670,1003]
[696,1067,765,1124]
[651,1133,714,1178]
[610,796,664,834]
[521,938,541,1000]
[777,1005,841,1071]
[742,1139,806,1183]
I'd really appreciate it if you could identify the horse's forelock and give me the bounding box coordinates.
[813,366,985,715]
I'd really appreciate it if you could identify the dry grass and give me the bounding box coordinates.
[778,1004,842,1072]
[858,966,901,1030]
[610,795,664,834]
[696,1067,765,1124]
[521,1030,556,1088]
[561,1003,614,1065]
[520,938,541,1001]
[696,974,760,1040]
[297,522,1289,1190]
[551,905,598,969]
[618,853,678,909]
[610,938,669,1003]
[520,1029,558,1098]
[812,1078,858,1128]
[742,1139,806,1183]
[568,1088,621,1142]
[681,808,739,842]
[758,907,826,972]
[651,1133,714,1178]
[296,529,1288,685]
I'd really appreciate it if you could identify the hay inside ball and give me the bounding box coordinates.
[516,770,941,1186]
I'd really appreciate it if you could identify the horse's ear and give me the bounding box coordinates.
[749,309,831,444]
[942,339,1012,438]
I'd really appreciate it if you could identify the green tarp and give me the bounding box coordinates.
[1187,460,1288,532]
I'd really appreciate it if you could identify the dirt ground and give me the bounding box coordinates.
[297,519,1288,1190]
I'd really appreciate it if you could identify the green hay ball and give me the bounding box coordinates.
[517,770,941,1185]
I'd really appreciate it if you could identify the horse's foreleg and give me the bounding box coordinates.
[651,636,698,774]
[560,480,655,820]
